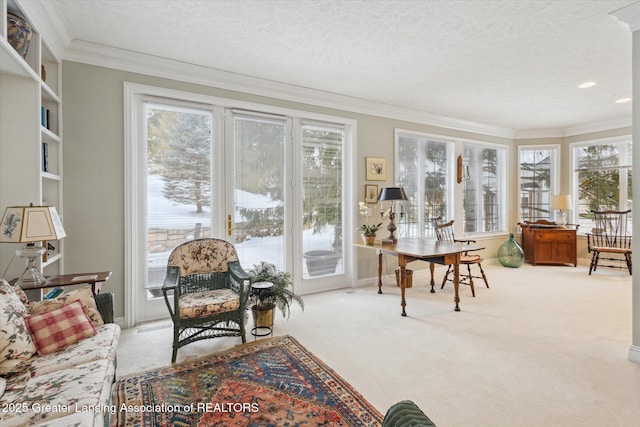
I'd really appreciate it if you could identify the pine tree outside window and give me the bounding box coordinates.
[572,138,632,232]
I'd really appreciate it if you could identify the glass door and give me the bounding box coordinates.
[227,112,288,271]
[299,122,346,290]
[138,101,215,322]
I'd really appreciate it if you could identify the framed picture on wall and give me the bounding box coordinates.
[365,184,379,204]
[365,157,387,181]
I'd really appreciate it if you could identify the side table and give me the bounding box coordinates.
[14,271,112,297]
[250,281,275,339]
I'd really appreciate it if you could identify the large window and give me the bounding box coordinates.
[396,131,453,237]
[462,143,507,234]
[572,138,632,231]
[518,146,559,222]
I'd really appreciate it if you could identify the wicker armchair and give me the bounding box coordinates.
[162,238,251,363]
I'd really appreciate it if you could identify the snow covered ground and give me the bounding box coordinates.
[146,175,340,287]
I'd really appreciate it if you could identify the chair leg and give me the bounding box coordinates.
[171,324,180,363]
[466,264,475,297]
[589,251,599,275]
[477,262,489,288]
[441,265,452,289]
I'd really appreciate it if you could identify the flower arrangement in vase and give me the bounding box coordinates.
[357,202,382,245]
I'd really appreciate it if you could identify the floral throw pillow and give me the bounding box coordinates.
[29,287,104,327]
[0,279,37,375]
[26,301,97,356]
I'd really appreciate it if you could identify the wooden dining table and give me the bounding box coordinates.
[355,238,485,316]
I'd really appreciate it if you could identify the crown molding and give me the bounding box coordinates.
[563,116,632,137]
[612,1,640,32]
[513,128,565,139]
[63,40,518,139]
[16,0,72,60]
[62,40,629,141]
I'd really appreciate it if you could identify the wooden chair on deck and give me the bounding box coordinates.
[431,217,489,296]
[586,210,632,275]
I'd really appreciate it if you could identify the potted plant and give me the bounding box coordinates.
[358,202,382,245]
[247,262,304,329]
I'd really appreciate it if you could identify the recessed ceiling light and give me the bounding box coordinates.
[616,97,631,103]
[578,81,597,89]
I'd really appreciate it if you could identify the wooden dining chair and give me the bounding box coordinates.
[431,217,489,296]
[586,210,632,275]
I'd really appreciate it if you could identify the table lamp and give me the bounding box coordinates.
[378,187,408,242]
[550,194,572,226]
[0,205,66,287]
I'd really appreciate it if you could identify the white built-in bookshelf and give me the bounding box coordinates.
[0,0,63,280]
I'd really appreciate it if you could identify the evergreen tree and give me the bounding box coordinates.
[156,112,212,213]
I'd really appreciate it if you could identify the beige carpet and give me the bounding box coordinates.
[117,261,639,426]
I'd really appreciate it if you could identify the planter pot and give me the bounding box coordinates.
[362,233,376,246]
[7,12,32,59]
[303,250,340,276]
[251,303,275,328]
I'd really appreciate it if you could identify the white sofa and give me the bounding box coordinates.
[0,280,120,427]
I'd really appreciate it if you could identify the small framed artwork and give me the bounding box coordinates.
[365,184,379,204]
[365,157,387,181]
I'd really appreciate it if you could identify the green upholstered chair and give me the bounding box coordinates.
[162,238,251,363]
[383,400,436,427]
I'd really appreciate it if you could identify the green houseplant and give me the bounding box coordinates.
[248,262,304,326]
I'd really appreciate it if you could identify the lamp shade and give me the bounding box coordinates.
[550,194,572,211]
[378,187,408,202]
[0,206,66,243]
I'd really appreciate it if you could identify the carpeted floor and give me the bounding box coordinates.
[112,335,383,427]
[117,260,640,426]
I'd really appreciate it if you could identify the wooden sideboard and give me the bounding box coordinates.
[519,221,578,267]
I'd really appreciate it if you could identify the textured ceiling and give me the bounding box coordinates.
[54,0,634,131]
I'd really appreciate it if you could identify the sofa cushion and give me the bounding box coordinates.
[29,287,104,327]
[0,280,36,375]
[179,288,240,319]
[26,301,97,356]
[26,323,120,379]
[0,358,115,427]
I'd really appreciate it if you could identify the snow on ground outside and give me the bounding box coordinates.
[146,175,340,284]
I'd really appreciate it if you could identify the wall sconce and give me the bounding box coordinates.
[457,155,470,183]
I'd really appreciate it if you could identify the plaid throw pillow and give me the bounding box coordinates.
[29,287,104,327]
[26,301,97,356]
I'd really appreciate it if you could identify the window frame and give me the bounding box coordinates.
[517,145,560,222]
[460,140,508,236]
[395,129,508,239]
[570,136,632,233]
[395,129,455,238]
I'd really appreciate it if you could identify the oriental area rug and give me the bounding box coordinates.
[112,335,383,426]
